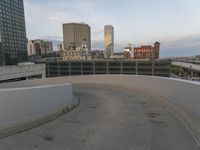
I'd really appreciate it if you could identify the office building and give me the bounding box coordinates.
[62,23,91,60]
[104,25,114,58]
[43,41,53,55]
[58,43,64,51]
[27,40,53,57]
[61,39,91,61]
[0,0,27,65]
[91,50,104,60]
[196,55,200,60]
[63,23,91,51]
[134,42,160,59]
[124,46,132,59]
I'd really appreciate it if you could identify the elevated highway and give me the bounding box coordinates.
[0,75,199,150]
[172,61,200,72]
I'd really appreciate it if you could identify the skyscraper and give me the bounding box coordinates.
[63,23,91,51]
[0,0,27,65]
[104,25,114,58]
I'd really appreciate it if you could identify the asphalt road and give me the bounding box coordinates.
[0,84,199,150]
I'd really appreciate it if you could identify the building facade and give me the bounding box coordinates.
[104,25,114,58]
[112,53,124,59]
[63,23,91,51]
[58,43,64,51]
[91,50,104,60]
[61,39,91,61]
[124,47,132,59]
[196,55,200,60]
[43,41,53,55]
[27,40,53,58]
[134,42,160,59]
[62,23,91,60]
[0,0,27,65]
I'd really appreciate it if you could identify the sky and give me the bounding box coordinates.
[24,0,200,57]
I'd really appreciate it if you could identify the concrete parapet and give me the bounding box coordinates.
[0,84,78,139]
[0,64,46,82]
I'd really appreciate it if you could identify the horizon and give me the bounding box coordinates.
[24,0,200,57]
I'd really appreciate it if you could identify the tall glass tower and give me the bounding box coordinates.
[0,0,27,65]
[104,25,114,59]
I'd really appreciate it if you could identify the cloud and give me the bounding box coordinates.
[24,0,108,40]
[159,34,200,57]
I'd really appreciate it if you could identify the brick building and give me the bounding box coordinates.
[134,42,160,59]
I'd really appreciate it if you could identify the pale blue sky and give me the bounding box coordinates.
[24,0,200,57]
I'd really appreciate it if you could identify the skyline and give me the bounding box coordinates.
[24,0,200,57]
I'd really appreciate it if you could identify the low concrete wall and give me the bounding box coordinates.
[0,64,46,81]
[0,84,76,137]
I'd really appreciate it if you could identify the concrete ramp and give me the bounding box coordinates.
[22,75,199,145]
[0,75,199,149]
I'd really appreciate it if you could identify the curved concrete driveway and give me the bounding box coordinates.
[0,75,199,150]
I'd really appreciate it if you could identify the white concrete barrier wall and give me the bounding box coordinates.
[0,84,73,128]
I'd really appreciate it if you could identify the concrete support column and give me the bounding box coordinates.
[69,62,71,76]
[81,61,83,75]
[106,60,109,74]
[47,63,50,77]
[136,60,138,75]
[152,60,155,76]
[93,61,96,75]
[169,64,172,77]
[58,62,61,77]
[120,61,123,74]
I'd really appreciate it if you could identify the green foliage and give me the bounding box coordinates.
[171,66,184,76]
